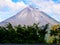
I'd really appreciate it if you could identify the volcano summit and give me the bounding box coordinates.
[0,6,59,26]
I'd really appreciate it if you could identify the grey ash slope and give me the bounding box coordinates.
[0,6,60,26]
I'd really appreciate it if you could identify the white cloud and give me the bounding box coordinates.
[0,0,27,12]
[5,0,27,10]
[52,4,60,15]
[31,0,60,15]
[0,0,27,22]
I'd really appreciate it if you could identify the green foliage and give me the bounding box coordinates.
[50,25,60,44]
[0,23,59,44]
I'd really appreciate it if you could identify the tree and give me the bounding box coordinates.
[50,24,60,43]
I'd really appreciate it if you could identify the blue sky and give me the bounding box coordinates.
[0,0,60,22]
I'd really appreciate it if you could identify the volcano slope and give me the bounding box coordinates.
[0,6,60,26]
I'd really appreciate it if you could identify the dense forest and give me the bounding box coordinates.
[0,23,60,44]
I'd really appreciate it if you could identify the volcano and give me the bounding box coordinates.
[0,6,59,26]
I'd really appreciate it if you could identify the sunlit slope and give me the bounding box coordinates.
[0,6,59,26]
